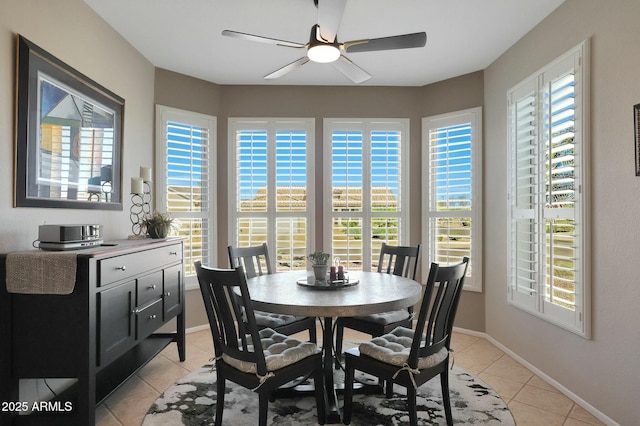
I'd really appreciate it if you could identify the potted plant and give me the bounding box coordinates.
[308,250,331,280]
[142,211,175,239]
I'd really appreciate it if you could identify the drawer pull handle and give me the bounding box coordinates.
[169,251,178,256]
[165,292,171,297]
[148,284,157,290]
[149,314,157,320]
[132,308,141,314]
[116,265,127,271]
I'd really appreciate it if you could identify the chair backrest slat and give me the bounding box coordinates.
[228,243,273,279]
[410,257,469,366]
[195,262,268,374]
[376,243,421,280]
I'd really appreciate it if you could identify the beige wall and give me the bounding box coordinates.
[0,0,156,252]
[154,68,222,116]
[484,0,640,424]
[154,74,486,331]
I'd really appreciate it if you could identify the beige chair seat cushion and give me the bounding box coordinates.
[359,326,449,369]
[223,328,319,373]
[352,309,410,325]
[254,311,308,328]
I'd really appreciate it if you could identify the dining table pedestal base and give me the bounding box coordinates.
[322,316,341,423]
[271,316,384,423]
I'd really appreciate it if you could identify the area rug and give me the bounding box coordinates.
[143,362,514,426]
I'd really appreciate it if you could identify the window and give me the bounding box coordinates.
[156,105,216,289]
[323,119,409,271]
[228,118,315,271]
[507,41,590,337]
[422,107,482,291]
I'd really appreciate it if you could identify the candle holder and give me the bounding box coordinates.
[129,193,146,238]
[128,181,152,239]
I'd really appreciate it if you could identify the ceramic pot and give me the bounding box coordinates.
[148,225,168,239]
[312,264,328,281]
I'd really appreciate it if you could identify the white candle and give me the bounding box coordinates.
[131,177,143,194]
[140,166,152,182]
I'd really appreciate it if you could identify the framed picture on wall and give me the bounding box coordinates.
[14,34,124,209]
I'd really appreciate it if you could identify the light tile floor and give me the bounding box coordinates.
[96,327,605,426]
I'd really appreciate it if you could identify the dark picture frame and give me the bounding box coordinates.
[14,34,124,210]
[635,103,640,176]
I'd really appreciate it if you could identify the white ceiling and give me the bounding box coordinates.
[84,0,564,87]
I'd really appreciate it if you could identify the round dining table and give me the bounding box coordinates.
[244,270,423,423]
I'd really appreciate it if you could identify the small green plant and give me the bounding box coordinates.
[142,211,176,238]
[307,250,331,265]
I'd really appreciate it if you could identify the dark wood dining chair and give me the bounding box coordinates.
[342,257,469,426]
[334,243,421,365]
[228,243,317,342]
[195,262,326,426]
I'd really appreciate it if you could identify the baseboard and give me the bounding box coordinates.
[186,324,210,334]
[452,327,619,426]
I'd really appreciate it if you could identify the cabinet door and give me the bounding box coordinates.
[163,264,182,320]
[97,280,135,366]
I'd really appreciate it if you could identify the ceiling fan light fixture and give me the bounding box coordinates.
[307,44,340,63]
[307,24,340,63]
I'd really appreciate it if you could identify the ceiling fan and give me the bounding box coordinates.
[221,0,427,84]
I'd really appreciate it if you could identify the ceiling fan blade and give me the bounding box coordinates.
[264,57,310,79]
[344,32,427,53]
[222,30,305,48]
[317,0,346,43]
[332,55,371,84]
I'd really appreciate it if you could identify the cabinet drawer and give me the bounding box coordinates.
[136,299,163,340]
[137,271,163,307]
[99,243,182,286]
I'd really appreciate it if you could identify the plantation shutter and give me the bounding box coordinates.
[156,106,216,284]
[330,126,365,269]
[370,128,403,266]
[324,119,409,273]
[423,108,482,291]
[235,129,269,249]
[229,119,314,272]
[165,121,210,213]
[508,79,539,310]
[275,129,309,269]
[507,41,589,337]
[540,54,581,327]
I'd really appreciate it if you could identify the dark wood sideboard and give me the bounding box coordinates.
[0,238,186,426]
